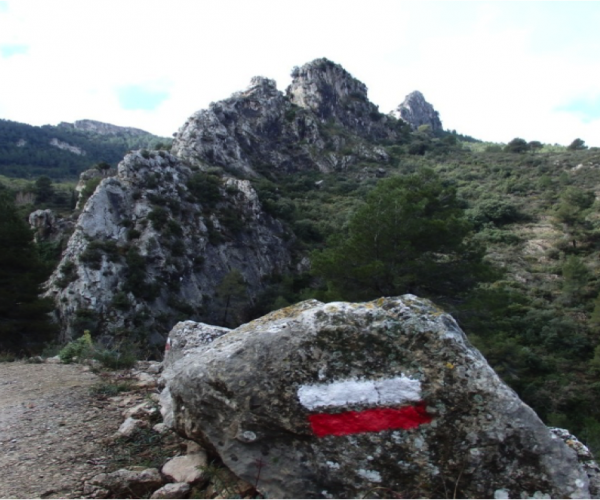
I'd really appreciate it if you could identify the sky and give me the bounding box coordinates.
[0,1,599,146]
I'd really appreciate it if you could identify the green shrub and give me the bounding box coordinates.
[111,291,132,311]
[59,330,93,363]
[93,345,138,370]
[79,177,101,205]
[187,172,222,207]
[55,260,78,288]
[79,240,120,269]
[89,380,133,396]
[148,207,169,230]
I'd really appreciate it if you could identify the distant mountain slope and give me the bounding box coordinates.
[0,118,170,180]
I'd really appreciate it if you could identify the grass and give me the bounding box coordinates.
[0,351,18,362]
[88,379,134,397]
[104,427,179,471]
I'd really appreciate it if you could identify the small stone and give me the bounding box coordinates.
[153,423,168,434]
[150,482,191,499]
[85,468,163,497]
[114,417,145,438]
[161,452,208,484]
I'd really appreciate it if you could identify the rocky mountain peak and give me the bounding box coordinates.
[172,59,397,176]
[395,90,443,133]
[240,76,279,98]
[287,58,368,117]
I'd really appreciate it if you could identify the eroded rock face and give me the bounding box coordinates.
[29,209,75,245]
[164,296,595,499]
[395,90,443,133]
[44,150,291,345]
[172,59,396,175]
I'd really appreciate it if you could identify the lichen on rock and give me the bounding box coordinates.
[162,295,596,499]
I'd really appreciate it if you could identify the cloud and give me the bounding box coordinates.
[0,1,599,145]
[0,44,28,58]
[117,85,170,112]
[556,96,600,124]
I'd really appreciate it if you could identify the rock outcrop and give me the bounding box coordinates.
[162,296,597,499]
[28,209,75,247]
[172,58,395,175]
[58,119,152,137]
[44,58,446,348]
[395,90,443,133]
[44,150,292,346]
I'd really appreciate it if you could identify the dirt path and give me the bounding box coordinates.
[0,361,123,499]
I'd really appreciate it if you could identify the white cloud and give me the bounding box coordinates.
[0,1,599,145]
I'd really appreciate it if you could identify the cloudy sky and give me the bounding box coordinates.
[0,1,599,146]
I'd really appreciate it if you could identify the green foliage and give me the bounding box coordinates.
[123,247,159,301]
[554,186,595,248]
[105,427,171,470]
[79,176,102,205]
[89,379,133,396]
[567,138,588,151]
[60,330,138,369]
[72,308,100,335]
[55,260,78,288]
[215,269,248,327]
[148,206,169,230]
[0,190,58,353]
[468,197,523,228]
[59,330,93,363]
[504,137,530,153]
[111,291,132,311]
[92,344,138,369]
[34,176,54,203]
[311,169,496,302]
[79,239,120,269]
[187,172,222,207]
[0,118,169,180]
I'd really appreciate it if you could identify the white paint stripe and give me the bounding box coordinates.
[298,375,421,410]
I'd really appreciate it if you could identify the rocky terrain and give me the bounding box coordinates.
[43,149,292,347]
[0,361,127,498]
[3,296,599,499]
[43,57,431,347]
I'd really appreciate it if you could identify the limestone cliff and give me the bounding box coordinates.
[395,90,443,133]
[172,59,396,176]
[44,150,291,348]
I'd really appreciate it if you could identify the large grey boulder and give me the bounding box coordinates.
[163,296,596,499]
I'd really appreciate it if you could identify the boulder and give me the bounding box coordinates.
[164,296,596,499]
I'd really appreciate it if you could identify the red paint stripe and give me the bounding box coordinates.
[308,402,432,437]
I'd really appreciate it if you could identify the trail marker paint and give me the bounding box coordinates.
[297,376,432,437]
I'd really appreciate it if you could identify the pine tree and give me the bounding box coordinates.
[311,169,496,303]
[0,189,57,354]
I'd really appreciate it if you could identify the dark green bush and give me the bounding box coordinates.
[187,172,222,207]
[148,207,169,230]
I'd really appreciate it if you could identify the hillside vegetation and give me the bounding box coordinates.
[1,59,600,455]
[0,118,169,180]
[245,133,600,452]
